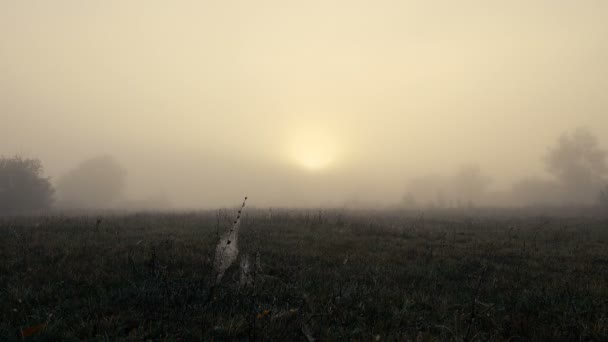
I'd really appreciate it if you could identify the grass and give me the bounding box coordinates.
[1,209,608,341]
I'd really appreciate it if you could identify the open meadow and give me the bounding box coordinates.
[1,209,608,341]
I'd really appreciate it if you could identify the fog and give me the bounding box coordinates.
[2,1,608,208]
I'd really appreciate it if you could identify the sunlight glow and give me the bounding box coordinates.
[287,125,338,171]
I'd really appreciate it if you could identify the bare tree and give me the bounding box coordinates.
[0,156,54,214]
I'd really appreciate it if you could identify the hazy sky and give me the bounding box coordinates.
[1,1,607,207]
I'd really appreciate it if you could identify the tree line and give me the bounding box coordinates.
[404,127,608,208]
[0,155,125,214]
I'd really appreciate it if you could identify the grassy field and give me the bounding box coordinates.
[1,209,608,341]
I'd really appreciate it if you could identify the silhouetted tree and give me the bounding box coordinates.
[405,174,448,208]
[545,128,608,203]
[451,165,491,206]
[55,155,126,209]
[405,165,491,208]
[0,156,54,214]
[511,177,561,206]
[401,192,417,208]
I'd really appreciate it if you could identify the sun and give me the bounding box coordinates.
[293,145,334,171]
[287,125,338,171]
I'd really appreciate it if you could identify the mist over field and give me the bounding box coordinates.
[1,1,608,209]
[4,3,608,340]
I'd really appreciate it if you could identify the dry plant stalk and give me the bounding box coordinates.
[212,196,247,284]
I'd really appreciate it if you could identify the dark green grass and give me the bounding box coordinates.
[1,210,607,341]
